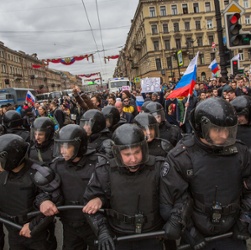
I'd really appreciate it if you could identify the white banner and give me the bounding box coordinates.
[141,77,161,93]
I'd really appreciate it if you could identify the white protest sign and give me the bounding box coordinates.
[141,77,161,93]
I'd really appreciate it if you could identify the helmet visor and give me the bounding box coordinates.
[112,141,149,168]
[53,140,80,161]
[201,120,237,147]
[151,110,165,123]
[31,128,47,144]
[80,119,93,136]
[141,124,159,142]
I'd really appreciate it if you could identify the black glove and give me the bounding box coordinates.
[163,214,182,240]
[98,224,115,250]
[182,227,206,250]
[233,219,250,240]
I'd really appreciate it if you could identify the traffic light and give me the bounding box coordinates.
[231,60,239,76]
[225,12,251,49]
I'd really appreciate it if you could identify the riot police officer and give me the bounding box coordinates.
[50,124,101,250]
[230,95,251,150]
[80,109,113,157]
[2,110,30,142]
[144,102,181,147]
[101,106,127,133]
[161,97,251,249]
[0,134,61,250]
[84,124,178,250]
[133,113,173,157]
[29,117,55,165]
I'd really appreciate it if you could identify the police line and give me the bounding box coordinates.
[0,205,234,249]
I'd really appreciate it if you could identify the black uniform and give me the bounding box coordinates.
[29,140,54,165]
[159,121,182,147]
[148,138,173,158]
[6,128,30,143]
[0,159,61,250]
[84,156,170,250]
[50,151,100,250]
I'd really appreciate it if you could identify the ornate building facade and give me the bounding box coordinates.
[0,41,82,92]
[115,0,251,84]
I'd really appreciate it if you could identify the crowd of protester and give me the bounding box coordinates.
[0,72,251,250]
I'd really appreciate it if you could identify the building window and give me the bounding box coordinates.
[207,20,213,29]
[160,6,166,16]
[151,24,158,34]
[208,35,214,45]
[197,37,203,46]
[163,23,169,33]
[174,23,179,32]
[186,38,193,48]
[195,20,201,30]
[185,22,190,31]
[149,7,156,17]
[171,5,178,15]
[199,53,204,64]
[155,58,162,70]
[193,3,199,13]
[2,64,6,73]
[224,0,229,6]
[245,16,250,25]
[166,57,172,69]
[205,2,211,12]
[244,0,249,8]
[182,4,188,14]
[153,41,159,51]
[210,53,215,61]
[175,39,181,49]
[164,40,170,50]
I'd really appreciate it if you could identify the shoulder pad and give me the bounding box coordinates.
[170,143,187,158]
[160,139,173,152]
[31,163,60,191]
[145,155,156,166]
[96,155,110,168]
[235,139,246,146]
[182,134,195,147]
[84,148,97,156]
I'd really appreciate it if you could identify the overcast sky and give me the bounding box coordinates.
[0,0,139,82]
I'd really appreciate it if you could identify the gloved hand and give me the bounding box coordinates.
[182,227,206,250]
[163,214,182,240]
[233,219,250,240]
[98,224,115,250]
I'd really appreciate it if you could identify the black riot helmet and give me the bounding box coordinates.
[190,97,237,147]
[144,102,165,124]
[0,134,29,171]
[230,96,251,124]
[31,117,55,142]
[112,124,149,168]
[54,124,87,161]
[80,109,106,135]
[141,101,152,112]
[133,113,159,142]
[3,110,23,128]
[102,106,120,128]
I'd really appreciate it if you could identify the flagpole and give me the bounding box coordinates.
[182,93,190,124]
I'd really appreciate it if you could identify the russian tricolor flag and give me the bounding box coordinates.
[166,52,199,99]
[208,59,220,74]
[26,90,35,105]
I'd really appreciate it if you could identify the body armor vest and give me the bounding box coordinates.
[107,157,164,234]
[29,140,54,165]
[0,165,37,219]
[53,156,97,222]
[182,139,243,235]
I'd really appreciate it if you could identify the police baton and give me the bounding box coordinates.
[26,205,105,218]
[0,217,22,230]
[94,230,166,245]
[177,232,233,250]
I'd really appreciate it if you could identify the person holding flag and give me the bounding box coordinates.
[166,52,199,134]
